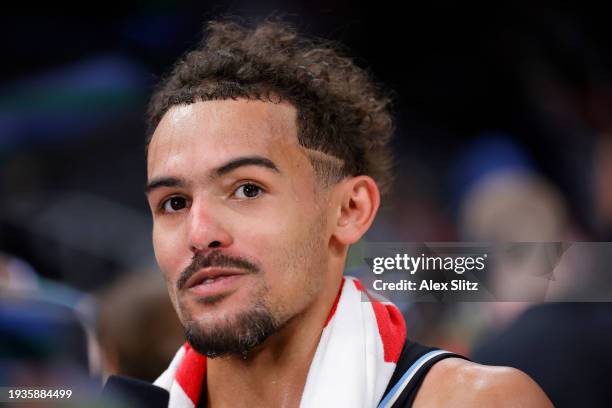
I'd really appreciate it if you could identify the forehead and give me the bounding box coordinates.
[147,99,300,177]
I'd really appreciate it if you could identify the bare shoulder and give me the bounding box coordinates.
[412,357,554,408]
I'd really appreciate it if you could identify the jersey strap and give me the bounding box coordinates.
[378,345,466,408]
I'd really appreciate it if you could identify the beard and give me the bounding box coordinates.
[183,295,280,359]
[177,208,329,359]
[176,250,281,358]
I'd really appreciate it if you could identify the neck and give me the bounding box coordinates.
[205,273,344,408]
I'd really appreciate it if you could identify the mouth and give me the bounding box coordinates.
[184,268,249,298]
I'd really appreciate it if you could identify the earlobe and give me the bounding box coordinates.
[333,176,381,245]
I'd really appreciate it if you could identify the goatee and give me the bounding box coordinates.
[184,304,279,359]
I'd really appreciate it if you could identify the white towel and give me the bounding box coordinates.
[154,276,406,407]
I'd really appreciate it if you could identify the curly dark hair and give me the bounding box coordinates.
[147,17,395,194]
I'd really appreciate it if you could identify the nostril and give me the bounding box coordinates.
[209,240,222,248]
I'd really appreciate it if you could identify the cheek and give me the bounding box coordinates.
[152,223,187,283]
[267,209,327,293]
[151,225,185,320]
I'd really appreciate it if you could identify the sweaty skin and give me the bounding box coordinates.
[413,358,554,407]
[147,99,553,408]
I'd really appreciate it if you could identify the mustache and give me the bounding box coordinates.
[177,251,259,291]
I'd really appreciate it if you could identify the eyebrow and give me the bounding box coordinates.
[145,177,185,195]
[214,156,280,177]
[145,155,280,195]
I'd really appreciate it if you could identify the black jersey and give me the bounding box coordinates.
[378,340,466,408]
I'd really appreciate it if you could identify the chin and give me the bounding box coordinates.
[184,301,279,358]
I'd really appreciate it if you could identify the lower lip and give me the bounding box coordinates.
[187,274,245,298]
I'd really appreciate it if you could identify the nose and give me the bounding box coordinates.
[187,198,233,253]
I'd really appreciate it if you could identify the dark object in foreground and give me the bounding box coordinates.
[102,375,169,408]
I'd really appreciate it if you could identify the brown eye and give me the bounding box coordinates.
[234,183,263,199]
[162,196,187,212]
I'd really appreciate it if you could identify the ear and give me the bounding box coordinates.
[332,176,381,245]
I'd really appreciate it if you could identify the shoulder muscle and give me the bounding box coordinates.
[412,358,553,408]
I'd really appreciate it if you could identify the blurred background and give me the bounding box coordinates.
[1,2,611,407]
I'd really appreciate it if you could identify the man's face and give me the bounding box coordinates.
[146,99,331,357]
